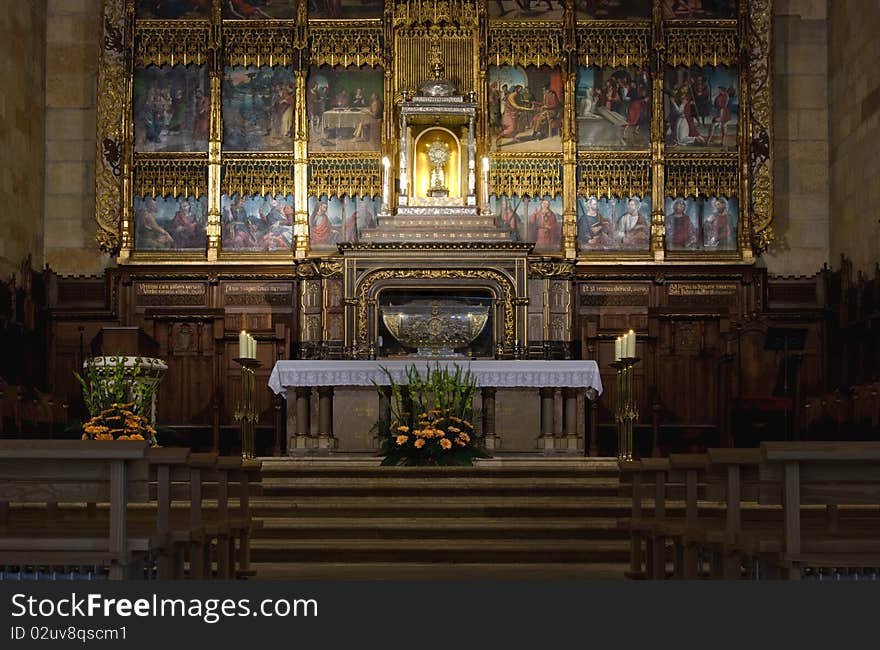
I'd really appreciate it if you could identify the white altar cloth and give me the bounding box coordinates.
[268,360,602,396]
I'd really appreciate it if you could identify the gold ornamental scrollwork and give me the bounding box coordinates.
[221,157,295,197]
[391,0,477,27]
[748,0,774,253]
[665,25,738,67]
[356,269,515,347]
[575,23,651,68]
[488,22,564,68]
[307,154,382,197]
[310,23,383,68]
[134,157,208,198]
[224,24,294,68]
[576,154,651,199]
[664,155,739,198]
[296,259,343,279]
[490,155,563,197]
[134,22,209,67]
[95,0,126,253]
[528,260,575,279]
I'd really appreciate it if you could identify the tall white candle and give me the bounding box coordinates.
[614,336,622,361]
[626,329,636,358]
[239,331,247,358]
[481,156,490,207]
[381,156,391,208]
[250,335,257,359]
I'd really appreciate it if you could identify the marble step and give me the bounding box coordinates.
[259,456,621,474]
[261,475,620,491]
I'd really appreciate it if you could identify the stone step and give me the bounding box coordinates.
[254,516,622,540]
[259,457,621,475]
[261,476,620,495]
[252,562,628,580]
[377,216,499,228]
[359,230,513,242]
[250,538,630,563]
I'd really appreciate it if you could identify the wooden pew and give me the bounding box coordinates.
[753,442,880,579]
[0,440,150,579]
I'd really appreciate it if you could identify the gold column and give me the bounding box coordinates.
[117,0,134,262]
[738,0,754,261]
[650,0,666,261]
[384,0,396,211]
[561,1,577,259]
[293,0,310,258]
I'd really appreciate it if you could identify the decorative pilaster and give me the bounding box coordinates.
[650,1,665,261]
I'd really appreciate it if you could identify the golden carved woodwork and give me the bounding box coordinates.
[134,157,208,199]
[528,261,575,278]
[391,0,478,27]
[307,154,383,198]
[296,259,344,279]
[221,157,295,198]
[96,0,126,253]
[664,156,739,199]
[223,24,294,68]
[665,25,738,67]
[309,23,383,68]
[575,23,651,68]
[489,155,563,198]
[355,268,515,347]
[394,25,474,95]
[488,22,564,68]
[747,0,774,254]
[576,154,651,199]
[95,0,773,265]
[134,22,209,67]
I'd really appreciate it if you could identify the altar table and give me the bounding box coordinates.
[268,360,602,453]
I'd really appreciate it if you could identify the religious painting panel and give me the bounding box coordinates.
[133,65,208,153]
[490,194,563,253]
[222,66,295,151]
[575,0,652,20]
[135,0,210,19]
[576,66,651,150]
[664,65,739,152]
[662,0,738,19]
[576,195,651,252]
[664,197,701,250]
[701,195,737,250]
[663,195,738,251]
[307,66,384,153]
[133,195,208,252]
[221,193,295,252]
[308,0,384,19]
[223,0,299,19]
[488,66,564,153]
[308,194,382,250]
[489,1,566,20]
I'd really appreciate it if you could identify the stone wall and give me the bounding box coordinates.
[828,0,880,274]
[0,1,46,277]
[44,0,111,275]
[763,0,830,277]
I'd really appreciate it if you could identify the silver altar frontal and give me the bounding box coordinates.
[269,360,603,455]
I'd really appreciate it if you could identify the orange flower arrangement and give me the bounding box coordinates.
[81,402,157,445]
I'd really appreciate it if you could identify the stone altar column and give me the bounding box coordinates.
[292,387,312,452]
[537,387,556,451]
[376,385,392,450]
[317,386,337,450]
[481,386,497,450]
[562,387,580,452]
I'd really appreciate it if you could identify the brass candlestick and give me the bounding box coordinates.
[612,357,640,460]
[233,358,261,459]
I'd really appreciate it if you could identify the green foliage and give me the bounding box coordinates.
[74,355,159,419]
[374,363,489,467]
